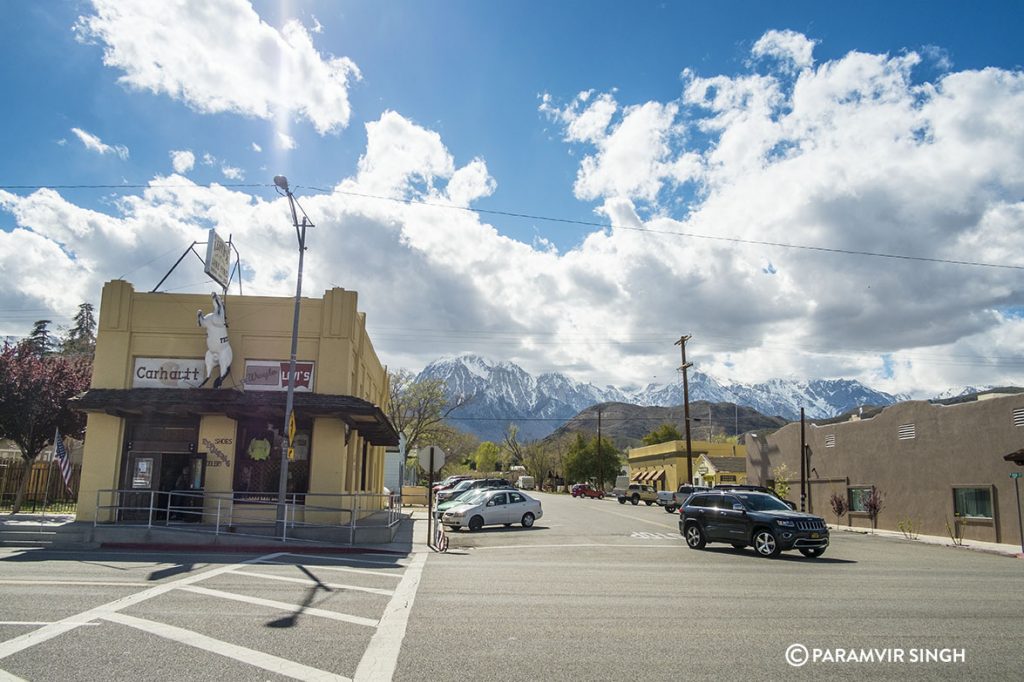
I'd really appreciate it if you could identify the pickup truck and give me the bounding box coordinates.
[614,483,659,506]
[657,485,710,513]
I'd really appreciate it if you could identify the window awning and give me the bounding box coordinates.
[629,471,644,482]
[73,387,399,446]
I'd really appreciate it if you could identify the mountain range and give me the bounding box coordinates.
[415,354,911,442]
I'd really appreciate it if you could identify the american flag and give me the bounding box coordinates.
[52,428,73,493]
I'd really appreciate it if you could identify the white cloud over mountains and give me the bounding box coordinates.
[3,27,1024,398]
[75,0,361,134]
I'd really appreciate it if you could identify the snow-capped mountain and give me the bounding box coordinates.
[416,354,910,441]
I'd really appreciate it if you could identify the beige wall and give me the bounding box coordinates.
[745,395,1024,544]
[78,280,392,522]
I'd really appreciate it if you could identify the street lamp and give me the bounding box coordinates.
[273,175,313,539]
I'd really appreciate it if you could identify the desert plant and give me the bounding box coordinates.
[945,514,965,546]
[829,492,848,526]
[771,463,791,500]
[863,487,884,532]
[896,518,920,540]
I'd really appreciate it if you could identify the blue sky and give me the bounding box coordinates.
[2,1,1024,396]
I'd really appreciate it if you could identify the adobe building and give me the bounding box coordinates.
[744,393,1024,544]
[627,440,747,491]
[74,280,398,528]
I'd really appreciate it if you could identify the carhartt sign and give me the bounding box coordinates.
[133,358,206,388]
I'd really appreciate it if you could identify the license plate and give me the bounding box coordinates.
[811,532,819,539]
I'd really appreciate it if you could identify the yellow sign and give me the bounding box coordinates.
[287,447,295,461]
[288,412,296,445]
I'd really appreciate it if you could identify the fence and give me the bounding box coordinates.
[0,459,80,513]
[93,489,402,544]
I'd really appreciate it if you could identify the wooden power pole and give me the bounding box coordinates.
[676,335,694,485]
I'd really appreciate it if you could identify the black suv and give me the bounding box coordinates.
[679,490,829,558]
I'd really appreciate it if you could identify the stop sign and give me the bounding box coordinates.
[417,445,445,473]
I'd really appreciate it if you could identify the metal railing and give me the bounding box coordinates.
[94,489,403,544]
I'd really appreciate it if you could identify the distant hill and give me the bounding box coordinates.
[544,401,789,450]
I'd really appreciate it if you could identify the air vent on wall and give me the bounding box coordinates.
[1013,407,1024,428]
[825,434,836,448]
[897,423,916,440]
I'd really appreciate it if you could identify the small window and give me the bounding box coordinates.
[953,487,993,519]
[491,493,508,506]
[824,434,836,448]
[720,474,737,483]
[1013,407,1024,428]
[509,492,524,503]
[897,423,916,440]
[848,486,873,512]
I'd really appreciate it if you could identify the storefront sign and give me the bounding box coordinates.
[243,360,315,392]
[201,437,232,468]
[204,229,231,290]
[133,358,206,388]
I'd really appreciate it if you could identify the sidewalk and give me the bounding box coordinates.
[829,523,1024,558]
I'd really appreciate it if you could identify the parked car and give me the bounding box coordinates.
[435,477,512,503]
[616,483,658,506]
[571,483,604,499]
[434,488,492,519]
[656,484,709,513]
[679,490,829,558]
[432,475,472,493]
[441,489,543,531]
[714,484,797,509]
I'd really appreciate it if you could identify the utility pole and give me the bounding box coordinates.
[273,175,312,539]
[800,407,807,512]
[676,335,693,485]
[596,406,603,489]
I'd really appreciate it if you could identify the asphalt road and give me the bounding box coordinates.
[1,491,1021,681]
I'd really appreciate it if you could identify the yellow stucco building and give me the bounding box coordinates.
[626,440,747,490]
[74,280,397,527]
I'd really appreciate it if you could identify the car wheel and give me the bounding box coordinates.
[468,515,484,532]
[799,547,826,558]
[665,505,677,513]
[730,543,746,550]
[645,500,653,506]
[503,523,512,527]
[521,512,535,528]
[618,497,627,505]
[684,523,706,549]
[630,494,640,505]
[753,529,781,557]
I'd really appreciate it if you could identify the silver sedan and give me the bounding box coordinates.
[441,489,543,532]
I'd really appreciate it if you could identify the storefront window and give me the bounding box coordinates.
[234,419,311,502]
[953,487,993,519]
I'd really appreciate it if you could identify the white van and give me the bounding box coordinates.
[516,475,535,490]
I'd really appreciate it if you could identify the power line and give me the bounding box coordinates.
[2,181,1022,271]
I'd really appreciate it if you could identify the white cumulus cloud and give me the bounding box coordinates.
[70,127,129,160]
[170,150,195,173]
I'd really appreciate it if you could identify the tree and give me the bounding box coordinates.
[27,320,56,356]
[503,423,525,465]
[522,441,557,491]
[473,441,502,474]
[642,423,682,446]
[864,487,885,532]
[386,369,469,451]
[62,303,97,356]
[829,491,848,526]
[562,433,620,488]
[0,341,92,512]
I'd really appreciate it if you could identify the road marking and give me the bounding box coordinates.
[0,552,286,661]
[353,551,427,682]
[595,507,679,530]
[102,611,348,682]
[260,560,403,579]
[0,618,99,622]
[630,531,682,541]
[279,553,410,568]
[0,667,28,681]
[0,581,151,587]
[178,586,378,628]
[230,570,395,596]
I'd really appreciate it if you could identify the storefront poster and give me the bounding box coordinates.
[243,360,315,392]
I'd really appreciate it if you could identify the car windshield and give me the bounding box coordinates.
[735,493,791,511]
[453,490,486,504]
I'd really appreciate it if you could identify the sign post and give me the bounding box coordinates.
[1011,472,1023,556]
[418,445,445,549]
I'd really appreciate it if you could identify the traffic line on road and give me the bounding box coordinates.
[0,580,151,587]
[279,552,410,568]
[260,560,404,579]
[0,667,28,682]
[101,611,349,682]
[178,586,379,627]
[230,570,396,596]
[353,551,427,682]
[630,531,682,541]
[0,551,287,661]
[0,622,99,627]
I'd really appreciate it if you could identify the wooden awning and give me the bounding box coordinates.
[73,388,399,446]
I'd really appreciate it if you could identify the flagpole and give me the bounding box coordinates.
[41,428,59,517]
